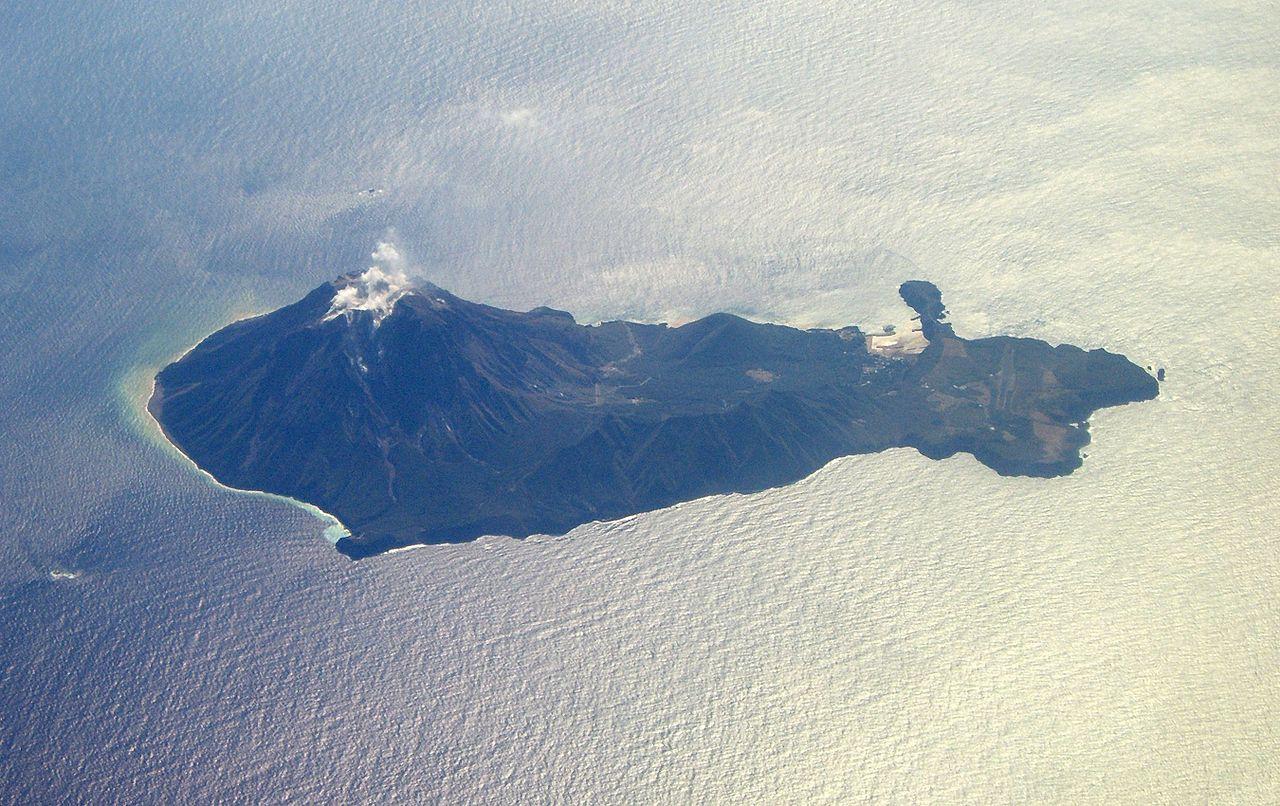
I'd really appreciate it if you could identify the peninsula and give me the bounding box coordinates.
[150,272,1158,558]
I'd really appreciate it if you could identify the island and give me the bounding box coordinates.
[149,272,1158,558]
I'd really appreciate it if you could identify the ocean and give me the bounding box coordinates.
[1,1,1277,801]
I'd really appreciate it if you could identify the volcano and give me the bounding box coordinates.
[150,274,1158,558]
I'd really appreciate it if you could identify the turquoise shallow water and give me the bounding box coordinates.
[1,2,1277,802]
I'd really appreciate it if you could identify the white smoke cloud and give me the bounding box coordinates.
[324,241,415,325]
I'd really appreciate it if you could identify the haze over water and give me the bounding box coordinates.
[2,2,1277,802]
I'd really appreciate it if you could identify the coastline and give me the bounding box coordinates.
[125,283,1159,558]
[120,318,353,546]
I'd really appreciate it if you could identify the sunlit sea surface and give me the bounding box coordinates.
[2,2,1277,802]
